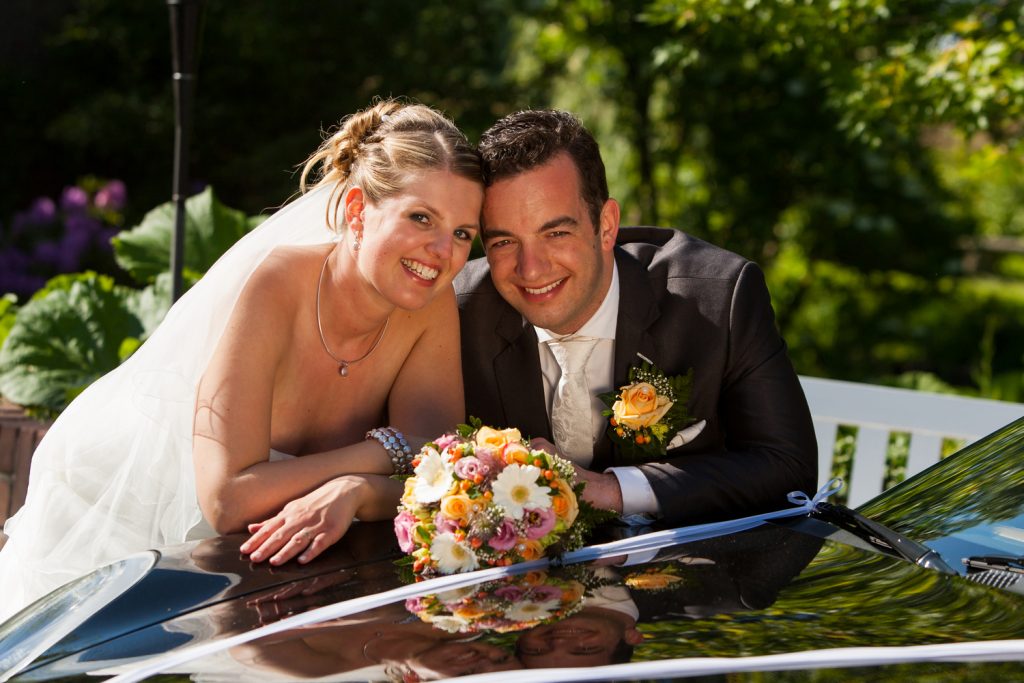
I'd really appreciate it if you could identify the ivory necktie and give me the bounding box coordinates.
[548,336,600,464]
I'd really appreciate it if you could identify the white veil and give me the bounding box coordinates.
[0,185,337,620]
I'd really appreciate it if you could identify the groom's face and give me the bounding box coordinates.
[481,153,618,335]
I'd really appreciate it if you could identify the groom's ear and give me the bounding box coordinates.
[344,186,366,227]
[598,198,620,252]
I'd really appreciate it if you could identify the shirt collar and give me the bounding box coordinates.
[534,263,620,344]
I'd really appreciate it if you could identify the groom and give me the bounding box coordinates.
[454,110,816,523]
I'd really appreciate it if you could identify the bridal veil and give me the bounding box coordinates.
[0,185,337,620]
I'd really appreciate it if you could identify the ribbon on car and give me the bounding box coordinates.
[108,479,844,683]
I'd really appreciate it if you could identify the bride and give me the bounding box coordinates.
[0,100,484,620]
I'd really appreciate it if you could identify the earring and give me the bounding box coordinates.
[352,231,362,252]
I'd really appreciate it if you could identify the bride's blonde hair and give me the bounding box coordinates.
[300,99,481,233]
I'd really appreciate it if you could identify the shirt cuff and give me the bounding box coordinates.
[607,466,661,517]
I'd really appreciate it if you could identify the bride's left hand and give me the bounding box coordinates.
[240,474,373,566]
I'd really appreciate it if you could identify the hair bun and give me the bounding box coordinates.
[329,101,405,181]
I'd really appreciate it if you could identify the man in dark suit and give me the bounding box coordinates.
[454,110,816,523]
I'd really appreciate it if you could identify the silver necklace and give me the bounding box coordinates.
[315,249,389,377]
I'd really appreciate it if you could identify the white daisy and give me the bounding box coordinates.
[505,599,562,623]
[491,464,552,519]
[413,447,454,504]
[430,532,480,574]
[429,614,471,633]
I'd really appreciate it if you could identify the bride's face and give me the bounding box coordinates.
[352,169,483,310]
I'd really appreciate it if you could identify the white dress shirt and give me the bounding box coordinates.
[534,265,661,517]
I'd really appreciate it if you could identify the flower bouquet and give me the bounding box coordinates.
[405,570,586,634]
[394,421,609,578]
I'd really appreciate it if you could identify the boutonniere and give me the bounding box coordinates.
[598,355,695,460]
[624,564,686,592]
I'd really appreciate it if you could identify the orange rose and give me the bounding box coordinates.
[475,426,522,450]
[551,479,579,526]
[501,441,531,464]
[612,382,673,429]
[518,539,544,560]
[440,494,472,521]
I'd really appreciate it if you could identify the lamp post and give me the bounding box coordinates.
[167,0,201,303]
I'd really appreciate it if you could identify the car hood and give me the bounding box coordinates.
[17,520,1024,682]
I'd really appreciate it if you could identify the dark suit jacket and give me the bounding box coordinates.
[454,226,817,523]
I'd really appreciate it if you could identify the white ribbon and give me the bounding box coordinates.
[447,639,1024,682]
[110,480,843,682]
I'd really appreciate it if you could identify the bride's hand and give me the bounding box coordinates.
[240,474,373,566]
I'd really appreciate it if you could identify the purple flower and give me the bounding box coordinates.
[28,197,57,225]
[494,585,526,602]
[94,180,126,211]
[433,511,460,535]
[65,213,102,240]
[394,510,419,553]
[487,518,518,551]
[523,507,556,540]
[528,584,563,602]
[60,186,90,214]
[453,456,485,480]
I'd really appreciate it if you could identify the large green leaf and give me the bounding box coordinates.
[0,294,18,351]
[0,273,142,415]
[112,186,255,285]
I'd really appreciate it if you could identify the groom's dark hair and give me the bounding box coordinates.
[478,110,608,231]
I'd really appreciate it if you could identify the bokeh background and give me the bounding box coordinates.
[1,0,1023,419]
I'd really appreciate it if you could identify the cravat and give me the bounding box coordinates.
[548,336,600,465]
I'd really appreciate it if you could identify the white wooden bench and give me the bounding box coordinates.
[799,376,1024,507]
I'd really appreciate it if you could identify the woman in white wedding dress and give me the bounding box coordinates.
[0,100,484,621]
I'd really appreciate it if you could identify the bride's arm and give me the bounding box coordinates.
[192,253,396,535]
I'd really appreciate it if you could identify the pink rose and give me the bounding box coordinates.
[494,585,526,601]
[434,433,459,451]
[394,510,418,553]
[433,511,460,535]
[523,507,556,540]
[454,456,484,480]
[529,584,563,602]
[488,519,518,551]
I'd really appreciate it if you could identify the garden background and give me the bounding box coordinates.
[2,0,1023,419]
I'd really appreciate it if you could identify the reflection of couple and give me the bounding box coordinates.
[0,101,816,620]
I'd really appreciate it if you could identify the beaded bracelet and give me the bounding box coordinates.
[366,426,414,475]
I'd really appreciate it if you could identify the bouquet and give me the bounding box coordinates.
[405,570,586,634]
[394,422,606,578]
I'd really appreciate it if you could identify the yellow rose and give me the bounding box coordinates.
[475,426,522,450]
[440,494,472,521]
[518,539,544,560]
[401,477,419,507]
[612,382,673,429]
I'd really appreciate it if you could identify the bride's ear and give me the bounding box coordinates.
[343,186,365,229]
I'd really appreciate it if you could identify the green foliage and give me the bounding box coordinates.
[766,245,1024,393]
[112,187,261,286]
[0,190,261,415]
[0,293,17,345]
[0,273,143,417]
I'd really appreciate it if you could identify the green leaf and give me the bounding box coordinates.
[112,187,254,286]
[0,273,142,415]
[0,294,18,352]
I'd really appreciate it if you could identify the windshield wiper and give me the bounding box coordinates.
[964,555,1024,573]
[812,501,956,575]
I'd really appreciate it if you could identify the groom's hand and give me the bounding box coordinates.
[530,437,624,514]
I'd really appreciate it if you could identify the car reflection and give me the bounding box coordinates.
[166,525,822,680]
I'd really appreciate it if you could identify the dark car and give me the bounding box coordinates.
[3,418,1024,682]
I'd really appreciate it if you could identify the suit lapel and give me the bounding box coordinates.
[493,304,551,440]
[593,250,661,469]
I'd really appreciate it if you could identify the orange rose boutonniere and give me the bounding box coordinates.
[599,356,694,460]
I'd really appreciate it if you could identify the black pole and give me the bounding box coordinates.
[167,0,200,303]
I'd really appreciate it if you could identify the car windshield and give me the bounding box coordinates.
[859,417,1024,574]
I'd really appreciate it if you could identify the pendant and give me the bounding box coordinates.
[338,362,349,377]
